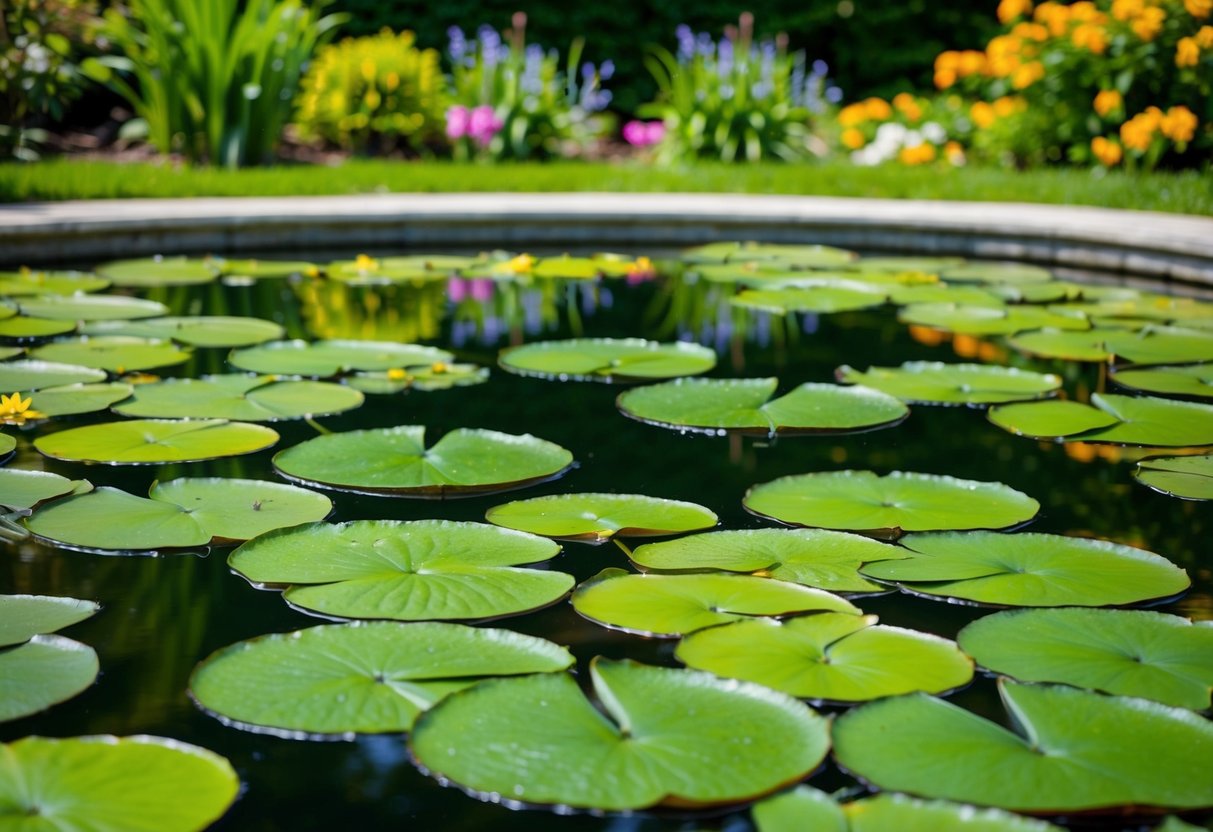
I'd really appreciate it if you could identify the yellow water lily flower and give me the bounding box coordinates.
[0,392,45,424]
[353,254,380,272]
[430,361,449,374]
[386,368,410,381]
[505,254,535,274]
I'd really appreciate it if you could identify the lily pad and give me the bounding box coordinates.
[677,612,973,703]
[731,286,887,315]
[1052,296,1213,325]
[683,241,857,267]
[616,378,909,436]
[863,531,1190,607]
[0,316,78,338]
[629,528,903,593]
[272,426,572,497]
[189,621,574,738]
[1135,454,1213,500]
[0,634,99,722]
[498,338,716,383]
[1076,393,1213,446]
[987,399,1119,439]
[0,269,109,296]
[744,471,1039,537]
[325,255,468,284]
[24,382,133,417]
[0,735,240,830]
[17,294,169,321]
[83,316,284,348]
[112,375,363,421]
[856,256,966,274]
[0,469,88,511]
[148,478,332,542]
[571,568,858,637]
[1112,364,1213,399]
[410,657,831,811]
[832,680,1213,811]
[228,519,571,622]
[217,258,318,280]
[836,362,1061,406]
[0,433,12,457]
[35,419,279,464]
[31,336,191,373]
[754,789,1062,832]
[96,256,220,287]
[485,493,717,542]
[958,608,1213,709]
[1101,326,1213,365]
[0,360,106,391]
[899,303,1087,336]
[887,284,1003,306]
[0,594,99,647]
[1007,328,1116,362]
[940,262,1053,284]
[346,363,488,394]
[229,339,452,377]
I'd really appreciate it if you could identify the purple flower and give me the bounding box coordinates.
[448,26,467,62]
[445,105,470,140]
[447,277,468,302]
[468,105,503,147]
[675,25,695,60]
[600,59,615,80]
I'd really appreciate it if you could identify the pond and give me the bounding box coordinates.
[1,246,1211,831]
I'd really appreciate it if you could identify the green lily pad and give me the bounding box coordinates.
[744,471,1040,537]
[987,399,1119,439]
[96,256,219,287]
[25,383,133,417]
[189,621,574,738]
[1112,364,1213,399]
[31,337,191,373]
[1052,295,1213,325]
[410,657,831,811]
[0,315,78,338]
[530,254,626,280]
[499,338,716,383]
[958,608,1213,709]
[856,256,966,274]
[273,426,572,497]
[0,270,109,296]
[229,339,453,377]
[571,567,858,637]
[683,241,857,267]
[113,375,363,421]
[630,528,903,593]
[0,735,240,830]
[677,612,973,703]
[147,478,332,542]
[731,285,887,315]
[832,680,1213,812]
[940,262,1053,284]
[325,255,469,284]
[863,531,1190,607]
[229,519,571,622]
[898,303,1087,336]
[0,634,99,722]
[1101,326,1213,365]
[1077,393,1213,446]
[485,493,717,542]
[217,258,318,280]
[35,419,279,464]
[346,363,489,394]
[0,433,12,457]
[1007,328,1116,362]
[1135,454,1213,500]
[616,379,909,436]
[83,316,284,348]
[0,348,21,361]
[886,284,1004,307]
[0,594,99,647]
[0,469,88,511]
[0,360,106,391]
[17,294,169,321]
[836,362,1061,406]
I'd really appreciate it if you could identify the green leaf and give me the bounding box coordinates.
[898,303,1088,336]
[113,375,363,421]
[347,363,489,393]
[189,621,573,737]
[25,383,133,417]
[836,362,1061,406]
[0,634,98,722]
[83,316,284,348]
[753,786,847,832]
[216,258,318,280]
[856,256,966,274]
[0,270,109,296]
[744,470,1039,536]
[887,284,1004,306]
[31,337,191,373]
[731,286,887,315]
[229,339,452,376]
[0,316,78,338]
[35,419,279,464]
[1135,454,1213,500]
[0,594,99,648]
[940,262,1053,284]
[1077,393,1213,446]
[17,294,169,321]
[683,241,856,267]
[410,657,831,810]
[832,681,1213,811]
[1008,328,1116,362]
[755,789,1065,832]
[273,426,572,497]
[229,519,571,622]
[499,338,716,383]
[96,257,220,287]
[147,478,331,542]
[1112,363,1213,399]
[1052,296,1213,325]
[0,360,106,391]
[1101,326,1213,365]
[485,493,717,542]
[0,469,87,511]
[987,399,1119,439]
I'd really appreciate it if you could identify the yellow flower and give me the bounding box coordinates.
[1091,136,1123,165]
[505,254,535,274]
[958,51,988,76]
[1012,22,1050,40]
[1070,1,1105,22]
[998,0,1034,23]
[839,102,870,125]
[1186,0,1212,17]
[1071,23,1109,53]
[1120,107,1163,151]
[386,368,409,381]
[353,254,379,272]
[1011,61,1046,89]
[993,96,1023,118]
[1034,2,1072,35]
[841,127,867,149]
[1176,36,1201,66]
[1160,105,1198,142]
[985,36,1025,77]
[971,101,997,129]
[1112,0,1145,20]
[864,98,893,120]
[1094,89,1122,117]
[0,392,44,424]
[944,141,966,165]
[430,361,449,374]
[1131,7,1166,40]
[893,93,923,122]
[1198,25,1213,47]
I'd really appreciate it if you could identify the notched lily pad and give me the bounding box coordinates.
[898,303,1087,336]
[35,419,279,465]
[0,469,89,511]
[988,399,1119,440]
[1134,454,1213,500]
[17,294,169,321]
[0,634,99,722]
[0,593,99,647]
[499,338,716,383]
[229,339,452,377]
[113,375,363,421]
[485,493,717,542]
[96,256,220,287]
[31,336,191,373]
[0,359,106,391]
[836,362,1061,406]
[731,286,887,315]
[1112,364,1213,399]
[21,382,133,417]
[83,316,284,348]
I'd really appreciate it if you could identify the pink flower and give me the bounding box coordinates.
[446,106,470,140]
[623,120,666,147]
[447,277,468,302]
[468,105,503,148]
[470,278,494,302]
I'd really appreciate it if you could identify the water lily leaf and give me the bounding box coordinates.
[229,339,452,376]
[499,337,716,383]
[752,786,847,832]
[325,255,470,284]
[530,255,617,279]
[898,303,1087,336]
[83,316,284,348]
[1112,364,1213,399]
[0,270,109,296]
[571,567,858,637]
[958,608,1213,709]
[1100,326,1213,365]
[678,612,972,703]
[0,433,12,457]
[0,359,106,390]
[147,478,332,542]
[0,594,99,647]
[744,471,1039,537]
[486,493,717,542]
[886,284,1003,306]
[0,348,21,361]
[0,315,78,338]
[0,469,88,511]
[1135,454,1213,500]
[986,282,1076,303]
[189,621,574,738]
[0,634,98,722]
[410,657,831,811]
[96,256,219,287]
[753,789,1063,832]
[17,294,169,321]
[217,258,317,280]
[863,531,1190,607]
[731,286,887,315]
[25,382,133,416]
[836,362,1061,406]
[273,426,572,497]
[941,262,1053,284]
[856,256,966,274]
[347,363,489,394]
[1077,393,1213,446]
[31,337,191,372]
[616,378,909,436]
[35,419,279,464]
[987,399,1119,439]
[630,528,903,593]
[1052,296,1213,325]
[832,680,1213,812]
[683,241,857,267]
[1008,328,1116,362]
[0,735,240,830]
[113,375,363,421]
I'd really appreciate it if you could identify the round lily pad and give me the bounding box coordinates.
[630,528,903,593]
[1135,454,1213,500]
[856,256,966,274]
[325,255,468,284]
[616,378,909,436]
[83,316,284,348]
[1007,328,1116,362]
[17,294,169,321]
[0,735,240,830]
[731,286,887,315]
[744,471,1040,537]
[228,519,572,622]
[940,262,1053,284]
[410,657,831,811]
[148,478,332,542]
[1112,364,1213,399]
[887,284,1004,306]
[677,612,973,703]
[272,426,573,497]
[1075,393,1213,446]
[0,634,99,722]
[0,469,87,511]
[0,594,99,648]
[958,608,1213,709]
[35,419,279,464]
[113,375,364,421]
[987,399,1119,439]
[96,257,220,287]
[0,433,12,457]
[0,315,78,338]
[24,383,133,417]
[189,621,574,738]
[898,303,1087,336]
[346,362,489,394]
[836,362,1061,406]
[0,269,109,296]
[229,339,452,377]
[485,493,718,542]
[217,258,318,280]
[832,680,1213,812]
[1053,296,1213,325]
[1101,326,1213,365]
[498,338,716,383]
[863,531,1190,607]
[683,241,857,267]
[571,567,858,637]
[31,337,191,373]
[0,360,106,391]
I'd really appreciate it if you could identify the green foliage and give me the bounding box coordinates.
[296,30,447,153]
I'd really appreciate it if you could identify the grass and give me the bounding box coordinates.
[1,158,1210,215]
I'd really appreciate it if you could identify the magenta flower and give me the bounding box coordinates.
[470,278,494,302]
[446,105,470,140]
[468,105,503,147]
[622,120,666,147]
[447,277,468,302]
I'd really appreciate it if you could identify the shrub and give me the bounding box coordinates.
[295,29,447,153]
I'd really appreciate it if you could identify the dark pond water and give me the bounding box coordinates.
[2,251,1210,831]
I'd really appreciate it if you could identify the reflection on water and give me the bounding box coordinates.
[1,254,1210,831]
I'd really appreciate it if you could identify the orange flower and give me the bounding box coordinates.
[1071,23,1109,52]
[1160,105,1198,142]
[1034,2,1072,35]
[970,101,997,129]
[841,127,867,149]
[1186,0,1212,17]
[944,141,966,164]
[1197,25,1213,46]
[1070,1,1106,22]
[1131,6,1166,40]
[1011,61,1046,89]
[838,102,870,126]
[993,96,1023,117]
[1112,0,1145,20]
[893,92,923,122]
[1011,21,1050,40]
[998,0,1035,23]
[985,35,1025,77]
[958,50,988,75]
[1120,107,1163,151]
[1094,89,1122,117]
[1176,36,1201,66]
[864,97,893,120]
[1091,136,1123,165]
[898,143,937,165]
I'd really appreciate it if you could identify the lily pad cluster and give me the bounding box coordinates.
[0,594,99,722]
